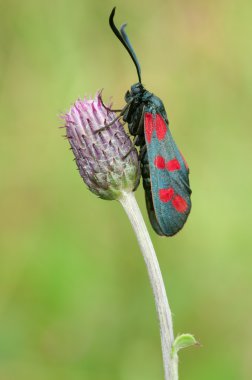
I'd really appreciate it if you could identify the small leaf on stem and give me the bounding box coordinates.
[171,334,198,357]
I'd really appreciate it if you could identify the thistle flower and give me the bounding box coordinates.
[63,92,140,200]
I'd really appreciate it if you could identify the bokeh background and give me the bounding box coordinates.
[1,0,252,379]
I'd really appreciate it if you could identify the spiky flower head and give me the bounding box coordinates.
[63,92,140,200]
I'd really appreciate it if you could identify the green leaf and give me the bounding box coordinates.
[171,334,198,357]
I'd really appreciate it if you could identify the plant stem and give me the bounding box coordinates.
[119,191,178,380]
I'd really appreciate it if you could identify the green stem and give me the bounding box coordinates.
[119,191,178,380]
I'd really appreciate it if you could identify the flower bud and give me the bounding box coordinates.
[63,92,140,200]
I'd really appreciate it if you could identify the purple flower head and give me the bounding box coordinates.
[63,92,140,200]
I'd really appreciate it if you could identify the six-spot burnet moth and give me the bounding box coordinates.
[105,7,192,236]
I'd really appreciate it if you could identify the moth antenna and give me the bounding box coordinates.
[109,7,142,83]
[120,23,141,83]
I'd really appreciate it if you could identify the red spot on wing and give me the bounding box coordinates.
[154,155,166,169]
[159,188,174,203]
[156,114,167,141]
[172,195,188,213]
[166,158,181,171]
[145,113,155,143]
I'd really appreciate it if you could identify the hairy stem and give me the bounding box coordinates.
[119,191,178,380]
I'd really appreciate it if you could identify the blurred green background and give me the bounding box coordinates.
[0,0,251,379]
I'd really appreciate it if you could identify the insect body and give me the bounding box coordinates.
[109,8,192,236]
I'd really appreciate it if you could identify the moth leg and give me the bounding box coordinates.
[95,100,132,134]
[133,105,145,144]
[99,94,122,113]
[123,106,145,159]
[122,137,137,160]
